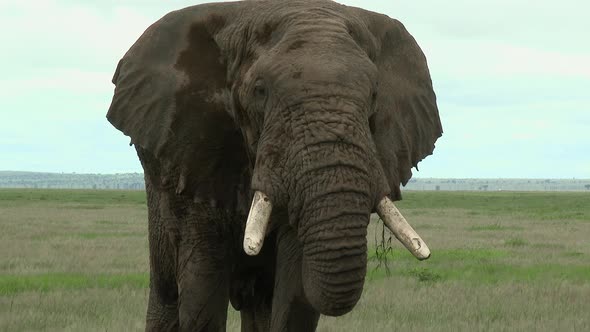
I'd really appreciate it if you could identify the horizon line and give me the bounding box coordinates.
[1,170,588,181]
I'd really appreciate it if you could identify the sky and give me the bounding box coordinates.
[0,0,588,178]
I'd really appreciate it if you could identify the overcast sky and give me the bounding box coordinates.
[0,0,588,178]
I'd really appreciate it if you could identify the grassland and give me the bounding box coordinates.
[0,189,589,331]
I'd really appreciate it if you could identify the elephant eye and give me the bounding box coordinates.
[369,91,378,113]
[369,113,377,135]
[253,80,266,98]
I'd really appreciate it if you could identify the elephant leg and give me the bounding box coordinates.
[285,299,319,331]
[240,300,272,332]
[231,241,276,331]
[146,283,179,332]
[145,182,180,331]
[175,209,231,332]
[237,268,274,331]
[270,226,320,332]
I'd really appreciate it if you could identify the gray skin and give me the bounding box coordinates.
[107,0,442,331]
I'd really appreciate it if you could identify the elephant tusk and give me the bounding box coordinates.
[243,191,273,256]
[376,196,431,260]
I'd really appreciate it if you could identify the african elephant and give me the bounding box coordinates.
[107,0,442,331]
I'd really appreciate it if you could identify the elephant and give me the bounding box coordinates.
[107,0,442,331]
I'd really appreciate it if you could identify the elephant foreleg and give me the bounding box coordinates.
[231,238,276,331]
[175,207,232,332]
[239,299,272,332]
[146,283,179,332]
[145,182,179,331]
[270,226,320,331]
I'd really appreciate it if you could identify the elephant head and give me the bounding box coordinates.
[107,0,442,317]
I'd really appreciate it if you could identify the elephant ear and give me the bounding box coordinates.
[107,3,249,207]
[356,11,443,201]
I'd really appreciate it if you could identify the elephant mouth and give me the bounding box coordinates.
[242,191,430,260]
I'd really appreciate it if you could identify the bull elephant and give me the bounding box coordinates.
[107,0,442,331]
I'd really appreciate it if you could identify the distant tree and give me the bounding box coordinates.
[585,184,590,190]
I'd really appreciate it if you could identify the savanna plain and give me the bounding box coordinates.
[0,189,589,331]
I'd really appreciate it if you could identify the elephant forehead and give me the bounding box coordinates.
[244,0,364,47]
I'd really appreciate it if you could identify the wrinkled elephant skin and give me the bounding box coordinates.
[107,1,442,331]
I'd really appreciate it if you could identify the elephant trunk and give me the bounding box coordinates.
[292,140,376,316]
[250,98,390,315]
[299,189,370,316]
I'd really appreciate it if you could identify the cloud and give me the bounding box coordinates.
[1,69,112,96]
[1,1,154,72]
[1,0,588,177]
[491,44,590,78]
[427,40,590,81]
[420,100,590,178]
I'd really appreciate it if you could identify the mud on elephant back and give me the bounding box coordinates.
[107,0,442,331]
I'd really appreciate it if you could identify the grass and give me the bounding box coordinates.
[395,191,590,220]
[504,237,528,247]
[365,247,590,284]
[0,188,146,206]
[0,273,149,295]
[1,189,589,331]
[467,223,524,231]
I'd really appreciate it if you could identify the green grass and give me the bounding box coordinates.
[366,248,590,284]
[1,189,589,331]
[504,237,528,247]
[396,191,590,220]
[368,248,510,262]
[0,273,149,295]
[0,188,146,206]
[467,223,524,231]
[75,232,145,239]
